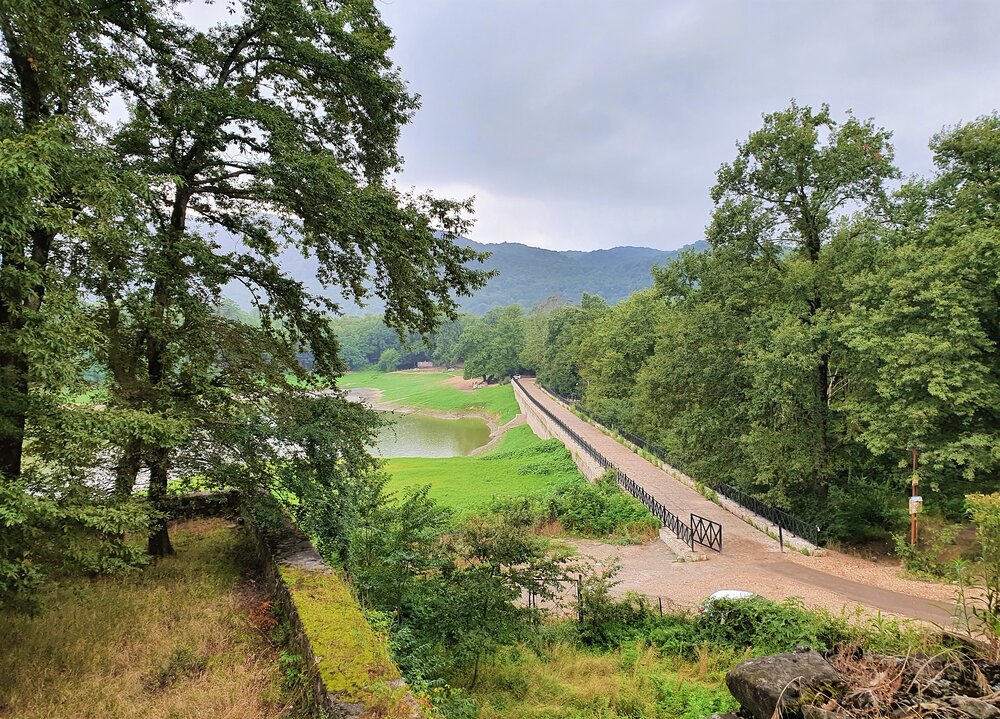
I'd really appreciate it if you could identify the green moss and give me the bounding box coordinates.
[279,565,410,711]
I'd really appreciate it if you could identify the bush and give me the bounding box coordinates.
[893,523,962,579]
[824,475,907,543]
[956,493,1000,650]
[486,469,660,544]
[693,597,848,656]
[543,470,660,541]
[575,563,657,647]
[646,597,851,659]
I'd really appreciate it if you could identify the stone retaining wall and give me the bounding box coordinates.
[242,499,422,718]
[171,491,420,718]
[513,380,605,480]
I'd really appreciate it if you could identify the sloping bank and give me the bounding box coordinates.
[243,495,424,718]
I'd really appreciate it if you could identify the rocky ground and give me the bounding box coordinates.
[725,645,1000,719]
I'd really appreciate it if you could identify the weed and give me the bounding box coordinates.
[278,651,307,690]
[147,648,209,690]
[0,520,296,718]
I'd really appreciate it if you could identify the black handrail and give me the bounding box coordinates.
[513,379,722,552]
[541,387,822,547]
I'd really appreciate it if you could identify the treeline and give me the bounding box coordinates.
[371,105,998,541]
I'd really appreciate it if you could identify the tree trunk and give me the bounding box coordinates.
[146,446,174,557]
[0,346,27,481]
[469,653,481,689]
[0,18,53,483]
[114,439,143,500]
[0,227,55,482]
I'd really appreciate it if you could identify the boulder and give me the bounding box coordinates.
[726,649,846,719]
[945,696,1000,719]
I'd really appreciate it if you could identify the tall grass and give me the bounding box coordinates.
[471,640,738,719]
[0,519,296,719]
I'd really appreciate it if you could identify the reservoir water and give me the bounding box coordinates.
[371,411,492,458]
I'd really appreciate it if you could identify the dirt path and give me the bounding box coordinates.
[518,378,957,625]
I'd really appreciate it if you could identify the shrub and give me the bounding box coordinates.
[824,476,907,543]
[543,470,660,541]
[955,493,1000,651]
[692,597,848,656]
[646,597,853,659]
[893,523,962,579]
[577,563,656,646]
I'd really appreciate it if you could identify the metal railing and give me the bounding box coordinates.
[690,513,723,552]
[513,378,722,553]
[714,482,822,546]
[539,385,822,547]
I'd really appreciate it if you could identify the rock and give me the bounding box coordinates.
[802,705,840,719]
[924,678,955,698]
[726,649,846,719]
[945,696,1000,719]
[844,689,878,710]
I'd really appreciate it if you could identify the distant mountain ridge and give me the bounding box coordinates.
[452,238,708,315]
[222,232,707,315]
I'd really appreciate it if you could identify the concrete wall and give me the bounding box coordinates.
[512,381,605,481]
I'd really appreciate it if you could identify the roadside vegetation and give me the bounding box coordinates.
[0,520,299,719]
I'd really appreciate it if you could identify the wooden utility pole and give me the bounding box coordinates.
[910,447,919,545]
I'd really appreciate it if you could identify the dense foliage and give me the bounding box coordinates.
[327,105,1000,541]
[0,0,489,607]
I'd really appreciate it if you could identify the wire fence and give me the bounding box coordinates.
[513,378,722,552]
[538,384,823,547]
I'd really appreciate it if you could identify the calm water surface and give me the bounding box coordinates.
[371,412,491,457]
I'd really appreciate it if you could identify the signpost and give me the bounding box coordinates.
[909,447,921,545]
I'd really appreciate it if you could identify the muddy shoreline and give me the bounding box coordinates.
[345,386,524,454]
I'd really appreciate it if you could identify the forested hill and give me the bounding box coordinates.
[452,238,707,314]
[222,235,707,315]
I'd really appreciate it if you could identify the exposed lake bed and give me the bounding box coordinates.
[372,411,492,457]
[345,385,496,457]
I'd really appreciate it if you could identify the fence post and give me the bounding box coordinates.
[779,525,784,553]
[658,597,663,617]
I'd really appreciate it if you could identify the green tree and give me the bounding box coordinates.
[707,102,898,505]
[844,117,1000,486]
[537,294,608,397]
[376,347,402,373]
[578,288,659,427]
[89,0,490,555]
[459,305,526,382]
[0,0,160,609]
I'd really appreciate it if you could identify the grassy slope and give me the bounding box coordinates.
[0,520,294,719]
[338,370,521,424]
[383,425,581,514]
[472,641,737,719]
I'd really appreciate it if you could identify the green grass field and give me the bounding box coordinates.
[338,370,521,424]
[383,425,582,514]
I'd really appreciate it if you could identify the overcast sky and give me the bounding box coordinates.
[371,1,1000,251]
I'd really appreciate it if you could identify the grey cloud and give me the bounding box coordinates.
[379,0,1000,249]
